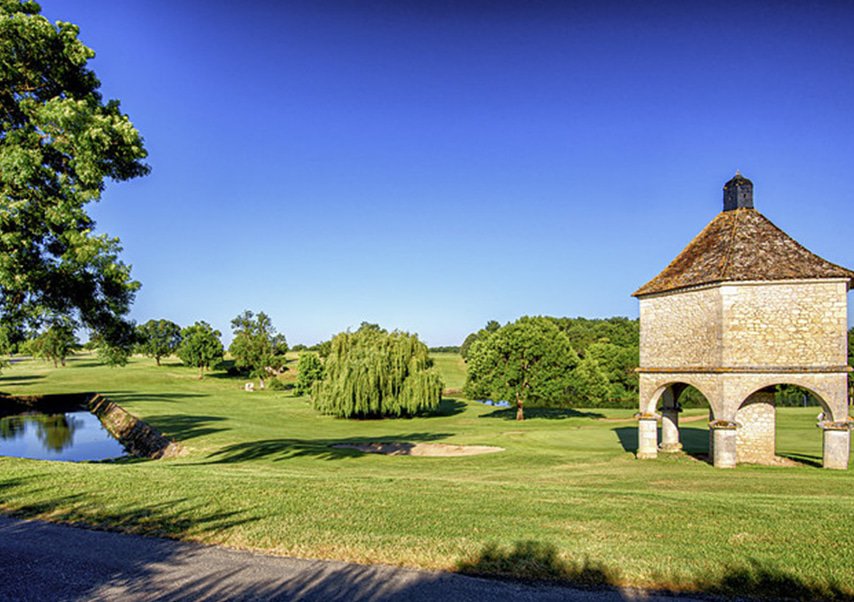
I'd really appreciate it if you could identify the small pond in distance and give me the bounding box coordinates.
[0,410,127,461]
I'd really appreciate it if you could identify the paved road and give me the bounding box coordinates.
[0,516,704,601]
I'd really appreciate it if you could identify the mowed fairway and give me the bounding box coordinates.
[1,354,852,599]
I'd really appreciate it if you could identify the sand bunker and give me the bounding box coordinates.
[332,442,504,457]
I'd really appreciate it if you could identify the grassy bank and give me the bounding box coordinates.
[0,353,852,599]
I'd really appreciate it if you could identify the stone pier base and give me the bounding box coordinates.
[822,426,851,470]
[711,424,737,468]
[637,417,658,459]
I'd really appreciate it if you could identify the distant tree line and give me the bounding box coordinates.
[461,316,640,412]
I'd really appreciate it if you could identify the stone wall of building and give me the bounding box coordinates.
[639,286,721,368]
[720,280,848,368]
[736,390,776,464]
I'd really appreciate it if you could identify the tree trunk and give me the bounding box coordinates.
[198,365,204,380]
[52,359,58,368]
[516,393,524,421]
[259,376,265,390]
[60,358,66,367]
[156,356,161,366]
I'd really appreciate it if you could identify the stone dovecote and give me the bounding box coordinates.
[633,173,852,469]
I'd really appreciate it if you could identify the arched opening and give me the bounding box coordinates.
[736,384,833,467]
[654,382,715,461]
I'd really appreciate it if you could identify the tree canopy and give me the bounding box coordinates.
[313,323,443,418]
[28,318,77,367]
[460,316,640,407]
[460,320,500,360]
[0,1,148,353]
[464,316,579,420]
[177,321,223,379]
[228,310,287,388]
[294,352,323,396]
[136,319,182,366]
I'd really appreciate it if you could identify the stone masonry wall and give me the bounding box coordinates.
[736,390,776,464]
[639,286,721,368]
[720,280,848,368]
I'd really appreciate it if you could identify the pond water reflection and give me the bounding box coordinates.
[0,411,127,461]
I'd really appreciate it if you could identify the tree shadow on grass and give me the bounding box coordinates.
[457,540,853,600]
[422,398,466,417]
[204,433,453,464]
[479,408,605,420]
[100,390,208,404]
[0,374,45,384]
[140,414,229,442]
[457,540,617,586]
[0,475,257,540]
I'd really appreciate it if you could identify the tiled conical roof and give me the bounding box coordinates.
[633,208,854,297]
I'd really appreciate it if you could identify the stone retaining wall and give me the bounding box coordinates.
[87,394,184,459]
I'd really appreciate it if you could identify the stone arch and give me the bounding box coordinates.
[737,382,831,418]
[640,378,719,417]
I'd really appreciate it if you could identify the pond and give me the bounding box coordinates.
[0,410,127,462]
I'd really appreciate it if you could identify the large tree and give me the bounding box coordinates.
[0,1,149,355]
[136,319,182,366]
[313,323,443,418]
[464,316,578,420]
[177,322,223,379]
[228,310,287,389]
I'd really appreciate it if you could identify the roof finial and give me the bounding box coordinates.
[735,169,741,177]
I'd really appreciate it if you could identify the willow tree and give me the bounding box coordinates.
[312,324,443,418]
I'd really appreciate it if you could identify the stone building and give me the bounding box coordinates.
[633,173,853,469]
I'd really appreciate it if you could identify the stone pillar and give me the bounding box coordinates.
[736,391,776,464]
[710,422,737,468]
[822,425,850,470]
[660,408,682,452]
[637,417,658,460]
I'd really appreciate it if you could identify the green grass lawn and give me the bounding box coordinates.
[1,353,852,599]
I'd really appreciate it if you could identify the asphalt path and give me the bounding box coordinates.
[0,516,707,601]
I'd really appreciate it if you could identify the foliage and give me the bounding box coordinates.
[429,345,461,354]
[313,323,443,418]
[228,310,287,388]
[463,316,579,420]
[294,352,323,396]
[136,319,181,366]
[551,316,639,354]
[566,356,611,407]
[309,339,332,359]
[266,377,288,391]
[177,321,224,379]
[460,320,500,361]
[0,2,149,348]
[585,342,639,403]
[29,319,77,367]
[460,317,640,407]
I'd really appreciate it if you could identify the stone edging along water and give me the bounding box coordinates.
[86,394,184,459]
[0,392,184,460]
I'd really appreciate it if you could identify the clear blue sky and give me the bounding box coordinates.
[39,0,854,346]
